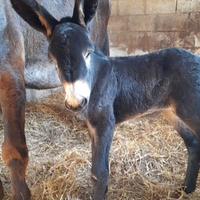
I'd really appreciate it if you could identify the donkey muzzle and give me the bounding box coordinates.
[65,97,87,112]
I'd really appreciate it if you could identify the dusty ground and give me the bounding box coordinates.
[0,92,200,200]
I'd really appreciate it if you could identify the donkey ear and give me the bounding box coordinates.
[84,0,98,24]
[72,0,98,27]
[10,0,58,38]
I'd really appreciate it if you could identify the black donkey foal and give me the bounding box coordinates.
[12,0,200,199]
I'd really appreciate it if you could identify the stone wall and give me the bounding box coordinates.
[109,0,200,55]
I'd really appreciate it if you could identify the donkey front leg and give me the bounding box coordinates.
[0,72,30,200]
[87,109,115,200]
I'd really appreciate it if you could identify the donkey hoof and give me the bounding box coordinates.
[181,182,196,194]
[13,193,31,200]
[13,185,31,200]
[0,181,4,200]
[93,186,108,200]
[183,186,195,194]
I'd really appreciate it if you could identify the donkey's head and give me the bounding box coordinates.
[11,0,98,112]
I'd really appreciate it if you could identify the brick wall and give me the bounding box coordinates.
[109,0,200,55]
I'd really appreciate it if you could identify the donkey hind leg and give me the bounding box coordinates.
[0,77,30,200]
[175,119,200,194]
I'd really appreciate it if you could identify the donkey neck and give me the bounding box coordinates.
[90,50,111,86]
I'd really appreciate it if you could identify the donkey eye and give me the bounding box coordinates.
[85,51,91,58]
[84,49,93,59]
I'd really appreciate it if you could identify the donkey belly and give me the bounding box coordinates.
[114,94,160,124]
[114,81,171,124]
[114,102,165,124]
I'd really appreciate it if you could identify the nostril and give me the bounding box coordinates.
[81,98,87,108]
[64,98,87,112]
[65,100,71,110]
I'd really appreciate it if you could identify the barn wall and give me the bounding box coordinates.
[109,0,200,55]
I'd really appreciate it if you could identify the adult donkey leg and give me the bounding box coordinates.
[89,0,111,56]
[0,69,30,200]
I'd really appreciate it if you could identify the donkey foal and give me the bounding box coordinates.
[49,29,200,199]
[11,0,200,199]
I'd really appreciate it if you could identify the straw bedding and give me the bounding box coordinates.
[0,92,200,200]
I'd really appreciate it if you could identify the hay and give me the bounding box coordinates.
[0,92,200,200]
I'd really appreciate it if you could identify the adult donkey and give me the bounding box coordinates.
[12,0,200,199]
[0,0,110,199]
